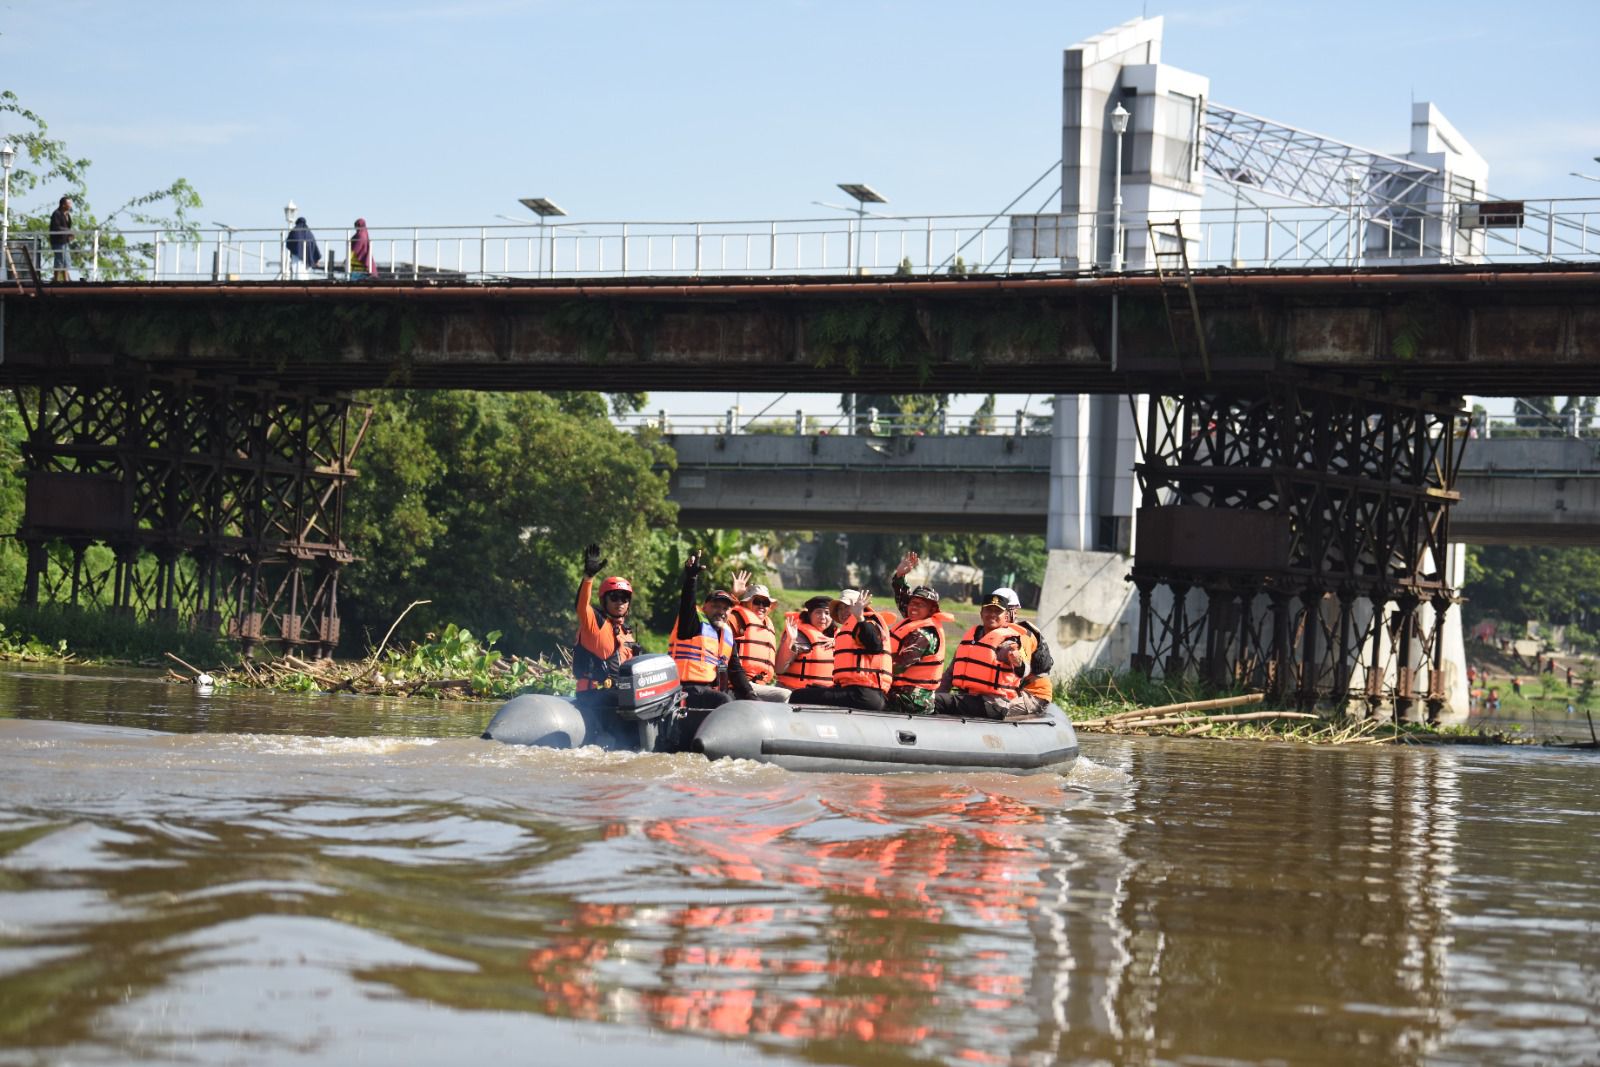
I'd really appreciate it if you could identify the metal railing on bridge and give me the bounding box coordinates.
[21,196,1600,284]
[615,408,1050,437]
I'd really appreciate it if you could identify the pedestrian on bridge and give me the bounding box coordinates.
[349,218,376,278]
[48,197,73,282]
[286,217,322,280]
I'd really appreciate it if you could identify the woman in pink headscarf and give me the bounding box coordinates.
[349,218,376,278]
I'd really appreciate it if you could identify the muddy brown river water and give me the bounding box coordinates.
[0,664,1595,1066]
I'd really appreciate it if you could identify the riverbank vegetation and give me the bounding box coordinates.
[1059,668,1588,746]
[169,622,576,701]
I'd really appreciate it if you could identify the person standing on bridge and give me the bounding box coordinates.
[286,217,322,280]
[48,197,73,282]
[349,218,376,278]
[727,578,790,702]
[571,542,643,712]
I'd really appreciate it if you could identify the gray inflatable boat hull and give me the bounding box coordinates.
[481,693,640,750]
[483,694,1078,775]
[694,700,1078,775]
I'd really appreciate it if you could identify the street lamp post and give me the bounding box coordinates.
[1345,174,1362,268]
[1109,104,1129,272]
[518,197,567,277]
[1,142,15,281]
[837,183,886,274]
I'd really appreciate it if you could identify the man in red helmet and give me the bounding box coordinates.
[572,542,644,710]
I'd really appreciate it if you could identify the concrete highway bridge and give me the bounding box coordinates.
[662,430,1600,547]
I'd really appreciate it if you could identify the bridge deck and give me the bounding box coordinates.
[3,263,1597,395]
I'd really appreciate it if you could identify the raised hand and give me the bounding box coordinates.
[731,570,751,599]
[684,550,705,577]
[583,542,606,578]
[894,551,920,578]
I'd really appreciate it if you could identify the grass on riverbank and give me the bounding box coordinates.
[0,605,230,667]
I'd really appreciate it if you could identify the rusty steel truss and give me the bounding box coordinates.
[12,373,370,656]
[1130,372,1466,721]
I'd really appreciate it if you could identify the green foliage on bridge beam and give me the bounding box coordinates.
[11,301,424,369]
[802,299,1079,380]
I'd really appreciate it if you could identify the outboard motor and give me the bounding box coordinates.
[610,653,686,751]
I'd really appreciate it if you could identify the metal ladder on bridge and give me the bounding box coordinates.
[1147,218,1211,382]
[3,238,44,295]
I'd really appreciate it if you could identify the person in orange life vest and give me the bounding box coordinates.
[669,550,756,712]
[775,596,835,691]
[935,594,1030,720]
[886,583,954,716]
[726,574,790,703]
[572,542,644,712]
[992,585,1055,714]
[788,588,892,711]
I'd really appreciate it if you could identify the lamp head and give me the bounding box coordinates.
[837,183,886,205]
[1110,103,1130,135]
[0,142,14,170]
[283,199,297,225]
[518,197,567,218]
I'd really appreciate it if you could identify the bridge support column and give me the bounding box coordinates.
[11,374,368,654]
[1129,371,1467,716]
[1040,392,1141,680]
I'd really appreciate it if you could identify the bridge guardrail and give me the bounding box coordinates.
[615,409,1051,437]
[30,196,1600,284]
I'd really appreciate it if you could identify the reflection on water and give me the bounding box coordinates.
[0,667,1596,1066]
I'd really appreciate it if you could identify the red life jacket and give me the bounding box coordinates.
[833,612,892,692]
[729,603,778,683]
[950,624,1023,698]
[778,613,834,690]
[889,612,954,691]
[669,617,733,685]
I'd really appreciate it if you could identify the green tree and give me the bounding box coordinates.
[1,91,201,280]
[340,390,677,655]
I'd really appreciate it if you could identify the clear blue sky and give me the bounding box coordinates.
[4,0,1596,415]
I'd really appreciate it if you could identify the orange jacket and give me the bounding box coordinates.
[573,575,640,692]
[729,604,778,683]
[833,611,892,692]
[950,624,1024,699]
[669,616,734,685]
[889,612,953,691]
[778,614,834,690]
[1012,619,1053,701]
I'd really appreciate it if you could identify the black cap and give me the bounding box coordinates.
[803,595,832,612]
[909,585,941,605]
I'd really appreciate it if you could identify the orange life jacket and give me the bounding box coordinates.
[729,604,778,683]
[1013,618,1052,701]
[573,578,640,692]
[778,614,834,690]
[669,617,734,686]
[950,624,1023,698]
[833,612,892,692]
[889,612,954,691]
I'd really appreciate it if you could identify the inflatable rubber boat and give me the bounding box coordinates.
[481,653,1079,775]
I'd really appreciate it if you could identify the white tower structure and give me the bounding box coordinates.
[1040,16,1210,680]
